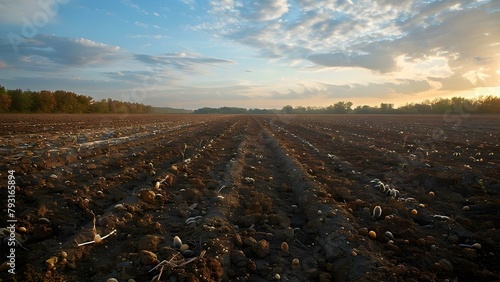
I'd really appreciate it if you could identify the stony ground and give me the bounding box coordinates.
[0,114,499,282]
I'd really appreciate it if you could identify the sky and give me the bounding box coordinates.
[0,0,499,109]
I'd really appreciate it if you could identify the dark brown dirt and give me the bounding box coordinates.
[0,114,499,282]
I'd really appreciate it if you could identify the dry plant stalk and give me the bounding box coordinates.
[149,250,206,282]
[76,210,117,247]
[180,143,188,161]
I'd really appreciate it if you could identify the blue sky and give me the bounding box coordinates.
[0,0,499,109]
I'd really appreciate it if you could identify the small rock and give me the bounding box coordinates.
[179,244,189,252]
[46,256,58,270]
[438,258,453,272]
[291,258,300,270]
[416,238,426,247]
[243,237,257,247]
[384,231,394,240]
[244,177,255,184]
[138,250,158,265]
[173,236,182,249]
[281,242,289,254]
[463,248,477,259]
[247,259,257,271]
[372,205,382,218]
[358,227,369,236]
[368,230,377,239]
[140,190,156,204]
[0,261,10,271]
[252,239,270,258]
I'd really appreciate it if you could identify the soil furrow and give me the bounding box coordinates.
[1,114,498,282]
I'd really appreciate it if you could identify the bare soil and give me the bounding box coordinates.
[0,114,499,282]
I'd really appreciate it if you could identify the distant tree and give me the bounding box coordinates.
[220,107,248,114]
[8,88,33,112]
[477,95,500,113]
[75,94,92,113]
[431,98,451,113]
[380,103,394,113]
[353,105,378,114]
[415,103,432,114]
[0,86,11,113]
[107,98,115,112]
[53,90,76,112]
[152,106,191,114]
[114,101,128,113]
[327,101,353,113]
[282,105,293,114]
[247,108,279,114]
[293,106,307,114]
[91,99,110,113]
[32,90,56,113]
[194,107,220,114]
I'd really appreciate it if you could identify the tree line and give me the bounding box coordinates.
[0,86,155,114]
[195,97,500,114]
[1,85,499,114]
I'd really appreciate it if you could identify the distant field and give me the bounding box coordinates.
[1,114,499,281]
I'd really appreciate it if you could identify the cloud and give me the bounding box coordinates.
[307,46,396,73]
[0,34,123,68]
[122,0,148,15]
[4,34,121,66]
[103,70,182,86]
[128,34,168,39]
[134,53,235,73]
[429,74,475,91]
[241,0,289,21]
[201,0,499,90]
[179,0,195,10]
[0,0,66,25]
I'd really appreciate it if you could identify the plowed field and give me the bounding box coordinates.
[1,114,499,282]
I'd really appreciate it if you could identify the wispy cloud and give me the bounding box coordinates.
[179,0,196,10]
[134,53,235,73]
[122,0,149,15]
[104,70,181,84]
[0,34,123,68]
[241,0,289,21]
[128,34,168,39]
